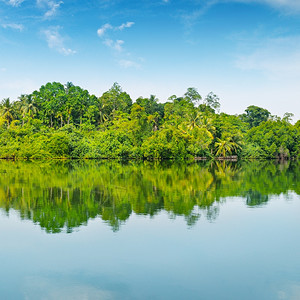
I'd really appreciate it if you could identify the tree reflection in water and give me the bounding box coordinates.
[0,160,298,233]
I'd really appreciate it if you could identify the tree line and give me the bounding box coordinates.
[0,82,299,159]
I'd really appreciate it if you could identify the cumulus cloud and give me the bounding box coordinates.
[42,27,76,55]
[1,23,24,31]
[37,0,63,18]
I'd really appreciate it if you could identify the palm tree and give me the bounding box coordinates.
[19,94,38,125]
[98,101,108,124]
[198,115,215,139]
[215,138,233,157]
[0,98,15,128]
[187,110,200,130]
[215,136,242,157]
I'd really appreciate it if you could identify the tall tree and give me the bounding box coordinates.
[242,105,270,128]
[203,92,220,113]
[100,83,132,117]
[184,87,202,106]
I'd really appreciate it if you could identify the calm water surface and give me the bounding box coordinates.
[0,160,299,299]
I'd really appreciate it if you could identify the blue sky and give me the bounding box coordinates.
[1,0,300,120]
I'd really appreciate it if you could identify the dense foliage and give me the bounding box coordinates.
[0,82,299,159]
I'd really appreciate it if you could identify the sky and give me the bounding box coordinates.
[1,0,300,120]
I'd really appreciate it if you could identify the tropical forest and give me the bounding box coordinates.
[0,82,299,160]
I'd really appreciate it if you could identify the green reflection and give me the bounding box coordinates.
[0,160,299,233]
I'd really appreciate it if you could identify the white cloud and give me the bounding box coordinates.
[114,40,124,52]
[37,0,63,18]
[97,21,134,37]
[42,27,76,55]
[118,22,135,30]
[97,21,138,68]
[104,39,124,52]
[97,23,113,37]
[44,1,63,18]
[1,23,24,31]
[119,59,141,69]
[0,67,7,72]
[5,0,24,6]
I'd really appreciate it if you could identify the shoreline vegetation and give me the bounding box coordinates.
[1,82,299,160]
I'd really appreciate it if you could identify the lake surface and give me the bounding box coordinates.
[0,160,299,299]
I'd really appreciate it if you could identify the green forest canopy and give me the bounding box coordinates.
[0,82,299,159]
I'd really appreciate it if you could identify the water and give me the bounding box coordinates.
[0,160,299,299]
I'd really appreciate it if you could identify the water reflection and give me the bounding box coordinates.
[0,160,298,233]
[245,190,269,207]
